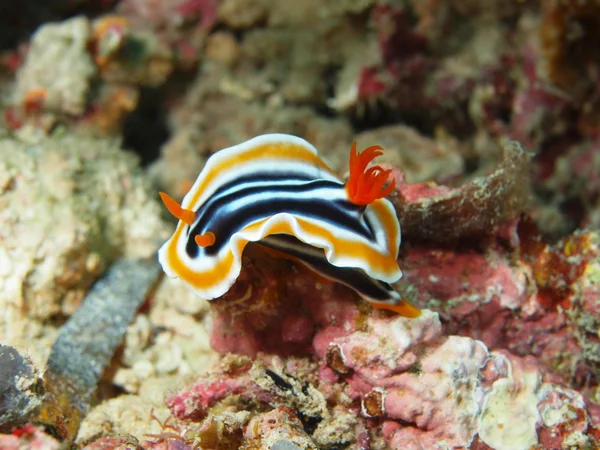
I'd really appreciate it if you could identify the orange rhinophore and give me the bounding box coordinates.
[346,143,395,205]
[159,192,196,225]
[160,192,216,248]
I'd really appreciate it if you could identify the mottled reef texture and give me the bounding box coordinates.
[0,1,599,449]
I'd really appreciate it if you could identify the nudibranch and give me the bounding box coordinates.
[157,133,421,318]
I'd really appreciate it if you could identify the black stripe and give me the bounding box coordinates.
[259,235,399,303]
[186,172,321,237]
[187,179,371,258]
[363,212,376,238]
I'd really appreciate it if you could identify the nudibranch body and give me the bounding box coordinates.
[158,133,421,318]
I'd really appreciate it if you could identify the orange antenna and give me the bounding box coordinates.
[195,232,216,247]
[346,143,395,205]
[159,192,196,225]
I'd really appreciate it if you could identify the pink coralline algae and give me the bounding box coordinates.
[323,312,598,449]
[399,207,600,393]
[0,424,60,450]
[164,309,599,450]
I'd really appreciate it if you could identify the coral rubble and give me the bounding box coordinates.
[0,132,166,322]
[0,345,44,431]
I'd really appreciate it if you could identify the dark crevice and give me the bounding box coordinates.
[264,369,293,391]
[349,104,408,134]
[298,411,321,435]
[122,86,170,166]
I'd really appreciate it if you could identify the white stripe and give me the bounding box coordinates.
[364,198,401,259]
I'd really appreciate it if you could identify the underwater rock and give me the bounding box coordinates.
[203,193,598,392]
[77,394,172,447]
[391,140,531,243]
[162,311,598,449]
[507,38,573,151]
[83,84,140,136]
[118,0,217,34]
[241,407,318,450]
[402,246,528,325]
[13,16,96,118]
[206,243,360,357]
[509,227,600,390]
[82,435,141,450]
[401,219,600,393]
[2,2,600,448]
[327,312,598,449]
[218,0,373,29]
[0,345,44,431]
[7,13,174,135]
[329,2,430,118]
[538,0,600,95]
[0,132,167,323]
[150,88,354,198]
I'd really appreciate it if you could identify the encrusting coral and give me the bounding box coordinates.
[142,310,599,449]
